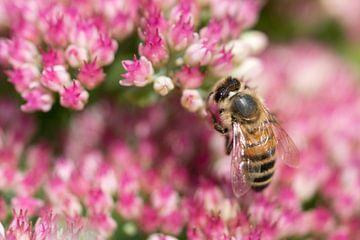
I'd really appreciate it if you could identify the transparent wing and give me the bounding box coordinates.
[231,122,261,198]
[271,118,300,168]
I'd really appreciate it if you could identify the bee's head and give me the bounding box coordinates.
[231,93,259,120]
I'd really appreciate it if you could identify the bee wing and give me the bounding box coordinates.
[270,117,300,168]
[231,122,261,197]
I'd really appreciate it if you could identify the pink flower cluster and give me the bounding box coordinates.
[253,42,360,239]
[119,0,267,114]
[0,0,139,111]
[2,40,360,239]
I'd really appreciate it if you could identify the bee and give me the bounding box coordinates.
[207,77,299,197]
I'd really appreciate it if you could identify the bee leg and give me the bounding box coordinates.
[214,123,228,134]
[225,135,233,155]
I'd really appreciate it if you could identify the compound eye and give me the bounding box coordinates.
[232,94,258,119]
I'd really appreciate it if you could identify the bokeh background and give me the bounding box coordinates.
[0,0,359,239]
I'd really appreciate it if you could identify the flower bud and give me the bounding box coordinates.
[225,40,251,64]
[41,65,71,92]
[231,57,263,80]
[184,38,213,66]
[240,31,268,55]
[181,89,204,112]
[120,56,154,87]
[21,87,54,112]
[153,76,174,96]
[60,80,89,110]
[65,45,88,68]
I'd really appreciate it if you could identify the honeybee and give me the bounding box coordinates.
[207,77,299,197]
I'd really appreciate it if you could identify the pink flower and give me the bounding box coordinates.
[139,29,169,66]
[184,38,214,66]
[141,4,168,36]
[85,188,113,213]
[167,15,194,51]
[6,64,40,92]
[120,56,154,87]
[7,209,32,240]
[33,211,57,239]
[42,12,69,47]
[174,66,204,89]
[11,196,44,216]
[88,211,116,238]
[78,60,105,89]
[180,89,205,113]
[153,76,175,96]
[152,185,179,216]
[21,87,54,112]
[90,34,118,66]
[140,206,161,232]
[169,0,200,25]
[41,49,65,68]
[7,39,39,67]
[117,191,144,219]
[60,80,89,110]
[69,19,99,49]
[40,65,71,92]
[210,48,234,77]
[65,45,88,68]
[111,12,136,39]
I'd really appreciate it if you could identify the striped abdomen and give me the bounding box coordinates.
[243,124,277,191]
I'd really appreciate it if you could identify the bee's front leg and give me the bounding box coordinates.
[225,135,233,155]
[214,123,228,134]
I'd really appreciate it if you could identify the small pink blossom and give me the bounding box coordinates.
[209,0,242,19]
[65,45,88,68]
[240,31,268,55]
[111,12,135,39]
[174,66,204,89]
[231,57,263,80]
[6,64,40,92]
[78,60,105,89]
[117,191,144,219]
[167,15,194,51]
[85,188,113,213]
[161,210,184,235]
[96,164,118,195]
[152,185,179,216]
[90,34,118,66]
[7,209,32,240]
[40,65,71,92]
[169,0,200,25]
[139,29,169,66]
[153,76,175,96]
[140,206,161,232]
[210,48,234,77]
[11,197,44,216]
[184,38,214,66]
[41,49,65,68]
[33,211,57,239]
[69,19,99,49]
[21,87,54,112]
[237,0,261,28]
[142,4,168,36]
[60,80,89,110]
[181,89,205,112]
[88,211,116,238]
[42,13,69,47]
[7,39,39,66]
[120,56,154,87]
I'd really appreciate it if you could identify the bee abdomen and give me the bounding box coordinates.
[244,147,276,192]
